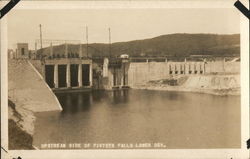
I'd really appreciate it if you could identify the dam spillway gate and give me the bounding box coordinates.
[44,59,92,90]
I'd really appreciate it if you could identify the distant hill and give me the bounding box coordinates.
[38,33,240,58]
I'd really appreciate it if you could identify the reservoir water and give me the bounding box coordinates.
[33,89,240,149]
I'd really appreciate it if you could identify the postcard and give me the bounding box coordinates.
[1,0,249,158]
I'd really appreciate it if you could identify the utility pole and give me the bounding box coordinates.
[39,24,43,59]
[86,26,88,58]
[109,27,115,86]
[108,27,111,58]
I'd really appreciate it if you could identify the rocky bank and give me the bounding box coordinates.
[8,99,35,149]
[132,74,240,96]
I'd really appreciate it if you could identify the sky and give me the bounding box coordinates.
[7,8,240,50]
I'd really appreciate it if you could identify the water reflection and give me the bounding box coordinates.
[34,89,241,149]
[112,89,129,104]
[57,89,130,113]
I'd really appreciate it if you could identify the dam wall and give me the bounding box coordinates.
[128,61,240,87]
[8,59,62,112]
[29,60,44,77]
[31,57,239,91]
[183,74,240,90]
[128,62,168,86]
[205,61,240,73]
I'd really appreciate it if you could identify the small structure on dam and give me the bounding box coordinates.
[102,57,130,89]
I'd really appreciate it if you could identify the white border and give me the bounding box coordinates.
[1,1,249,159]
[1,12,8,157]
[3,0,242,9]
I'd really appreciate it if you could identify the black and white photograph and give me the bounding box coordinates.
[1,0,249,158]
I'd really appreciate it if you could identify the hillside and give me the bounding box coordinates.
[38,33,240,58]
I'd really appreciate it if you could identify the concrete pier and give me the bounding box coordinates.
[78,64,82,87]
[66,64,71,87]
[103,58,109,77]
[54,64,58,88]
[203,58,206,74]
[89,63,93,86]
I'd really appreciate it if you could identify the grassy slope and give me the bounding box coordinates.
[37,33,240,58]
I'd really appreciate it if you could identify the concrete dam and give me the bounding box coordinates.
[22,56,240,92]
[10,42,240,92]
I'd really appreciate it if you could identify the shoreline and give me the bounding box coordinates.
[130,73,240,96]
[8,99,36,150]
[131,85,240,96]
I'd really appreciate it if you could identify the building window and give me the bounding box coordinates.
[21,48,25,55]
